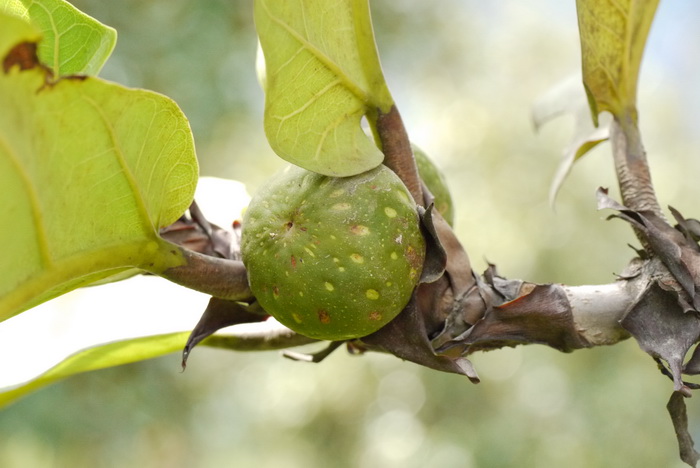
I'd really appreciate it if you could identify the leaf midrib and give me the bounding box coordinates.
[81,93,156,237]
[259,0,372,106]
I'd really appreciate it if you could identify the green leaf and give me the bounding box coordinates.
[576,0,659,123]
[0,178,252,408]
[0,277,202,407]
[0,13,198,320]
[0,0,117,76]
[255,0,393,176]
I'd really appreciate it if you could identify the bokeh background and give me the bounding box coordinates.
[2,1,700,467]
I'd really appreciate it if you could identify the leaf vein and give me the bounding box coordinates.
[0,135,53,268]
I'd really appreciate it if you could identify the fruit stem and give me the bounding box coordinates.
[159,244,253,301]
[375,105,424,205]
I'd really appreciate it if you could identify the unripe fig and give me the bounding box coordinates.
[413,145,455,226]
[241,165,425,340]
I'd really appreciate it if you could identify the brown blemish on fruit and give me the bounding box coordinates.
[291,255,297,268]
[368,311,382,321]
[405,245,423,269]
[318,309,331,324]
[272,286,280,298]
[350,225,370,235]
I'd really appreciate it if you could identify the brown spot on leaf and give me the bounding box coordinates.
[317,309,331,324]
[3,41,39,73]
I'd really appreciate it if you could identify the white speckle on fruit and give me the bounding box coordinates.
[384,207,397,218]
[325,282,334,291]
[395,234,403,244]
[396,190,409,203]
[292,313,303,323]
[332,202,351,211]
[350,253,364,263]
[390,252,398,260]
[338,267,345,272]
[333,257,340,263]
[330,189,345,198]
[304,247,316,257]
[366,289,380,300]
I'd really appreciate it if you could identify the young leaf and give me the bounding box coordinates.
[0,0,117,76]
[532,75,611,205]
[0,14,198,320]
[576,0,659,123]
[255,0,393,176]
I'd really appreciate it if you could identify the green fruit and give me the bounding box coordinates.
[241,165,426,340]
[413,145,455,226]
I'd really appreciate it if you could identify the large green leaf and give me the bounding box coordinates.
[255,0,393,176]
[0,0,116,76]
[0,178,251,407]
[576,0,659,123]
[0,14,198,320]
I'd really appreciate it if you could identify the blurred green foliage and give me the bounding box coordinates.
[2,1,699,467]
